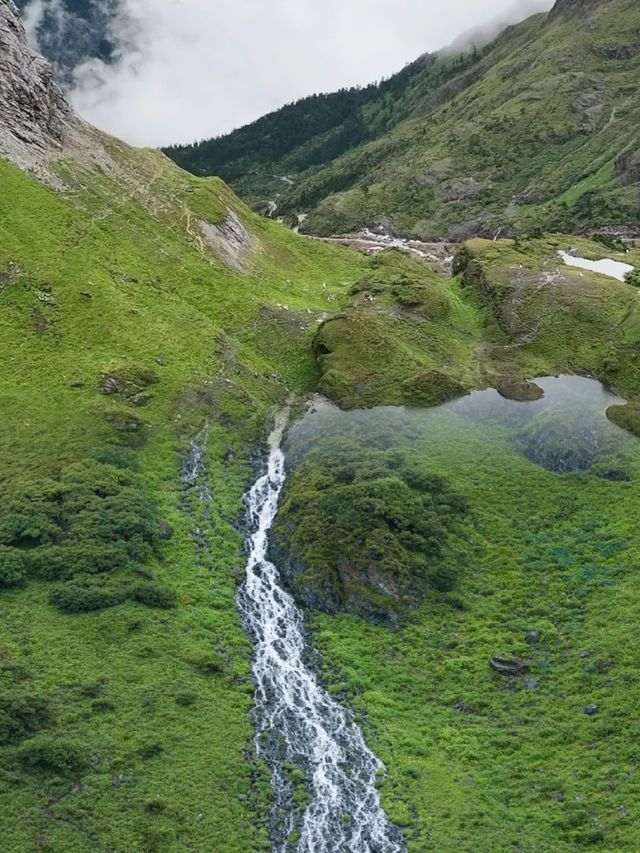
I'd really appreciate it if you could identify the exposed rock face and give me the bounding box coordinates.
[0,0,74,183]
[198,210,254,271]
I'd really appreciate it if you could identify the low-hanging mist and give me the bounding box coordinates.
[21,0,552,147]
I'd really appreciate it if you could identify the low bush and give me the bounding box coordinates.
[0,546,26,588]
[50,578,127,613]
[130,582,178,610]
[17,734,87,774]
[0,691,53,745]
[0,455,171,613]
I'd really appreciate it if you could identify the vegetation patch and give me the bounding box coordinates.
[272,428,468,624]
[0,454,169,613]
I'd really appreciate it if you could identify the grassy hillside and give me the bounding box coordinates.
[0,149,373,852]
[3,123,640,850]
[168,0,640,239]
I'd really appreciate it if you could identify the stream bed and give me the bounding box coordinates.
[236,411,405,852]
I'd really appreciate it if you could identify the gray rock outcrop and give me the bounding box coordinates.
[0,0,74,184]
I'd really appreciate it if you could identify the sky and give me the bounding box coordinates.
[29,0,553,147]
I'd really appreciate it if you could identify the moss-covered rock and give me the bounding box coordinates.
[496,379,545,402]
[402,371,468,407]
[607,401,640,437]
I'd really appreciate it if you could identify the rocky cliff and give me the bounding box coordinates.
[0,0,74,183]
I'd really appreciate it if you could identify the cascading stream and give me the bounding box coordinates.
[236,411,405,853]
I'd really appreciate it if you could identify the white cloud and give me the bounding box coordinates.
[44,0,553,146]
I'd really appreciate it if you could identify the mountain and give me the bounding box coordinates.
[3,0,640,850]
[15,0,120,84]
[168,0,640,239]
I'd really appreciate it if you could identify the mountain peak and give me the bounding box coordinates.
[0,0,72,183]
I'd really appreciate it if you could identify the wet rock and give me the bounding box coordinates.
[593,467,630,482]
[453,703,475,714]
[516,408,621,474]
[490,655,529,676]
[525,630,541,645]
[584,704,599,716]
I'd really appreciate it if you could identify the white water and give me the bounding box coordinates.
[559,251,634,282]
[236,412,405,853]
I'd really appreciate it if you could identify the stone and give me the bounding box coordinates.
[159,521,173,541]
[525,630,541,645]
[497,379,545,403]
[131,393,152,408]
[490,655,529,677]
[525,679,539,690]
[584,704,599,716]
[69,378,86,388]
[80,291,93,299]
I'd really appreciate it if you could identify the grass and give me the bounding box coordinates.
[3,133,640,851]
[284,392,640,851]
[0,153,366,852]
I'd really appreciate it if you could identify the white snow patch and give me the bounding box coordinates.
[559,251,634,283]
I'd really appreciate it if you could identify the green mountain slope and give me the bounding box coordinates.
[168,0,640,239]
[4,1,640,850]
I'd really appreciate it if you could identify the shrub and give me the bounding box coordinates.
[50,579,127,613]
[0,547,26,588]
[0,455,164,610]
[189,653,225,675]
[90,446,139,470]
[272,437,469,620]
[625,268,640,288]
[130,582,178,610]
[0,691,53,744]
[17,735,87,774]
[138,739,164,759]
[25,546,73,580]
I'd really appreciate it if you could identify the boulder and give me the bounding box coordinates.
[490,655,529,677]
[497,379,545,403]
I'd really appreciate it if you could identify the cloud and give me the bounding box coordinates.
[36,0,555,147]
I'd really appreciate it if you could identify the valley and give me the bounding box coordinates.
[2,0,640,851]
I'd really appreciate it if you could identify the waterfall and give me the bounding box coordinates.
[236,411,405,852]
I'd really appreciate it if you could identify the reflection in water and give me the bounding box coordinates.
[286,376,632,479]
